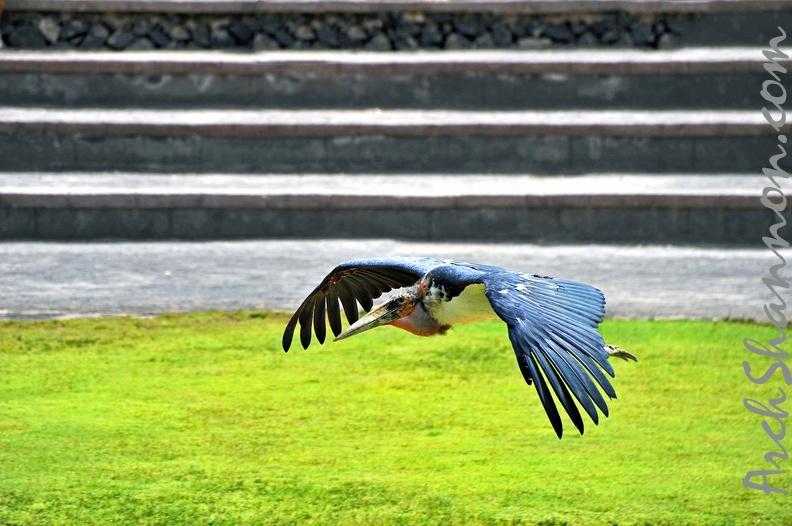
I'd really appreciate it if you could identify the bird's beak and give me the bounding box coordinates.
[334,301,404,341]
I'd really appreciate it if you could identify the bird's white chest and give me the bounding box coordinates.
[428,283,498,326]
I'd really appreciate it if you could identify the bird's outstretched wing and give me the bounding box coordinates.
[482,272,615,438]
[282,257,446,352]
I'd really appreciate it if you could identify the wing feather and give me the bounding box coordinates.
[298,298,314,349]
[313,295,327,344]
[326,287,342,337]
[541,337,602,422]
[531,344,585,437]
[510,329,563,437]
[338,281,361,327]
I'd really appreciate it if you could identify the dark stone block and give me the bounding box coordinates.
[59,19,90,41]
[589,20,608,37]
[0,10,10,31]
[345,25,367,41]
[474,33,494,48]
[600,28,620,44]
[274,29,295,47]
[491,25,513,47]
[543,23,574,43]
[8,25,48,48]
[576,32,598,46]
[570,21,588,37]
[420,25,443,47]
[397,22,422,38]
[77,24,110,49]
[293,24,315,42]
[618,32,634,46]
[210,28,234,48]
[132,19,151,37]
[148,26,170,48]
[393,36,419,51]
[106,29,137,50]
[429,13,453,24]
[260,15,282,36]
[189,24,211,47]
[444,33,472,50]
[228,21,254,45]
[508,19,531,38]
[316,26,340,46]
[630,24,656,47]
[169,25,190,42]
[453,16,481,38]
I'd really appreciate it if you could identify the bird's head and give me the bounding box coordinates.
[334,284,441,340]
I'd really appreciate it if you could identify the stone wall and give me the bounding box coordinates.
[0,10,680,51]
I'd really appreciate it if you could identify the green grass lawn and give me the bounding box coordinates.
[0,312,789,525]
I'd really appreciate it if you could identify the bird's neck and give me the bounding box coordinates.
[390,302,446,336]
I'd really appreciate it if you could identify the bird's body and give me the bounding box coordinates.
[427,282,496,327]
[283,257,636,438]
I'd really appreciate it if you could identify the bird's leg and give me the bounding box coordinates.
[605,344,638,362]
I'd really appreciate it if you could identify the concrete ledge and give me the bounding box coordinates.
[0,173,775,211]
[0,108,783,138]
[0,134,777,174]
[6,0,792,14]
[0,48,780,75]
[0,172,771,244]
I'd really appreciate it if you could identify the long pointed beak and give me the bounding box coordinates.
[334,302,403,342]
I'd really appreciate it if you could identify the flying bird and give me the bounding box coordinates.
[282,257,636,438]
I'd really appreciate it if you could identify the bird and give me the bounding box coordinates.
[282,257,636,438]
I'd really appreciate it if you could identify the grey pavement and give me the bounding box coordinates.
[0,239,773,321]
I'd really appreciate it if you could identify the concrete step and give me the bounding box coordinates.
[7,0,792,14]
[0,173,773,244]
[0,108,783,174]
[0,48,779,109]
